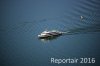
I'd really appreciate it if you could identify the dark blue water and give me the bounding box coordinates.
[0,0,100,66]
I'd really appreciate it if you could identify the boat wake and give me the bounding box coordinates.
[38,24,100,41]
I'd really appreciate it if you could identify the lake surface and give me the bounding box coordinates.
[0,0,100,66]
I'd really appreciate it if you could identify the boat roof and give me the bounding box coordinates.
[41,30,59,34]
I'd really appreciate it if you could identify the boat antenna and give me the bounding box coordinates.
[45,29,48,31]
